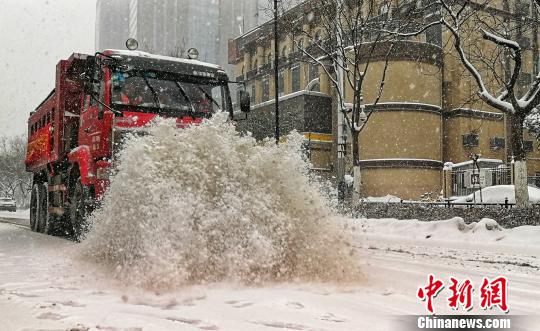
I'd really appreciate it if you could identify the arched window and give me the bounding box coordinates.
[313,30,322,44]
[252,57,258,70]
[281,45,288,59]
[379,3,389,15]
[298,39,304,50]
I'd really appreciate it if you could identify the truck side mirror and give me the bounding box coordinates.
[239,90,251,113]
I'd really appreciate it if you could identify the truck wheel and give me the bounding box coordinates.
[69,178,93,241]
[30,184,40,232]
[38,183,52,234]
[36,183,49,233]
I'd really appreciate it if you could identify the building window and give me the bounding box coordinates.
[252,58,258,71]
[462,133,479,148]
[523,140,534,153]
[297,38,304,51]
[291,66,301,92]
[262,77,270,102]
[278,71,285,96]
[515,1,530,16]
[426,25,442,46]
[490,137,505,151]
[309,64,319,82]
[313,30,322,44]
[518,72,532,86]
[281,45,288,59]
[250,84,256,103]
[379,3,390,15]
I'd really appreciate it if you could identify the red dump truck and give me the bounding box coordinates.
[25,42,250,238]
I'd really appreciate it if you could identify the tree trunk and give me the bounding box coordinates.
[351,130,361,204]
[509,114,530,208]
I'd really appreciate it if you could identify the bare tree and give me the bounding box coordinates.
[278,0,427,201]
[0,135,32,207]
[399,0,540,207]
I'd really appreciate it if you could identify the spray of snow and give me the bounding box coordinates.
[79,113,360,290]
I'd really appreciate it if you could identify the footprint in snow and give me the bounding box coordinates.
[95,326,142,331]
[167,317,219,330]
[12,291,40,298]
[121,294,179,310]
[36,312,65,320]
[57,300,86,308]
[286,302,305,309]
[251,321,308,330]
[225,300,253,308]
[321,313,346,323]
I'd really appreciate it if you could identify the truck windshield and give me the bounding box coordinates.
[110,71,227,116]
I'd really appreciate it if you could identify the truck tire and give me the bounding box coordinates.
[69,177,93,241]
[30,184,40,232]
[36,183,48,233]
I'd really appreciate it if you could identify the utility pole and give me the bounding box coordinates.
[128,0,138,40]
[274,0,280,145]
[336,0,346,201]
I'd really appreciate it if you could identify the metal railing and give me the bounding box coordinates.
[451,166,511,197]
[361,199,540,209]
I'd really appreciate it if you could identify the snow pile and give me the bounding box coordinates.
[362,195,401,203]
[352,217,540,247]
[0,209,29,220]
[80,113,359,290]
[452,185,540,204]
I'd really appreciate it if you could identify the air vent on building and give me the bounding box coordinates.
[518,72,532,85]
[462,133,479,148]
[523,140,534,153]
[490,137,506,151]
[516,36,531,49]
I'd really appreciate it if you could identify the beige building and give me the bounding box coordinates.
[228,0,540,200]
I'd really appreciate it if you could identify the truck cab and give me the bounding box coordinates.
[76,49,235,191]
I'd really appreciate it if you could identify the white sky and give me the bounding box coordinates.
[0,0,96,137]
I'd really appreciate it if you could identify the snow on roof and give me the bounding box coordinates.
[359,158,442,163]
[106,49,222,70]
[450,158,503,169]
[251,90,329,109]
[366,102,442,109]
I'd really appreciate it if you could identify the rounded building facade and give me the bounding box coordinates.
[352,41,444,200]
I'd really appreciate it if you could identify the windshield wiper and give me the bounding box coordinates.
[174,81,196,113]
[141,76,161,108]
[196,87,222,111]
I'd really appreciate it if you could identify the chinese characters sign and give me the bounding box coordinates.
[417,275,509,314]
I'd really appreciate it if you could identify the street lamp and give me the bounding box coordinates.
[359,96,367,125]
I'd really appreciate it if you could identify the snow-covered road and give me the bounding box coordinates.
[1,216,539,331]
